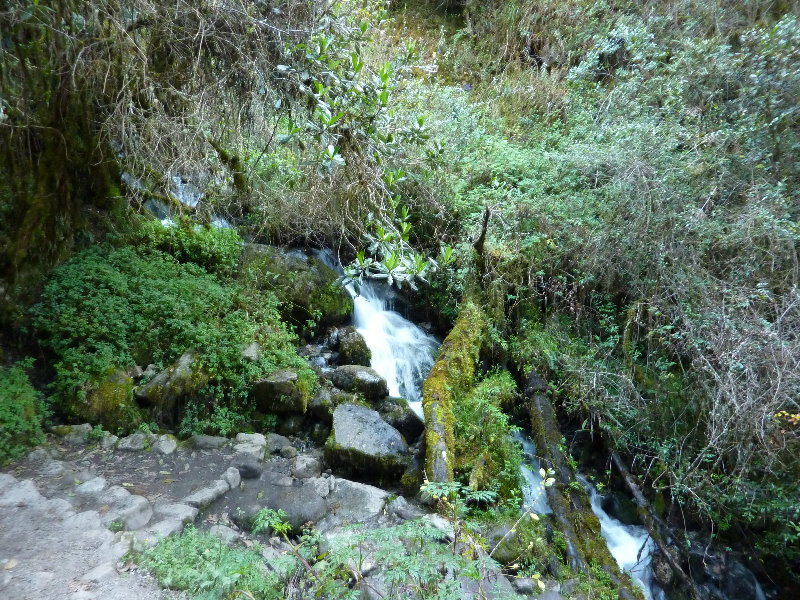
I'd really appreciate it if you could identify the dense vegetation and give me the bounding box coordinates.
[1,0,799,595]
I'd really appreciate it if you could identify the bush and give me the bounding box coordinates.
[30,244,314,429]
[0,359,45,464]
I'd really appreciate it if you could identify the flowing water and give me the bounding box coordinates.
[314,251,440,417]
[579,476,660,600]
[514,432,553,515]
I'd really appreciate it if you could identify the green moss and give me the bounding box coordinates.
[422,301,487,482]
[69,368,144,435]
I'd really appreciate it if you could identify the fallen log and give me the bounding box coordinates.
[611,451,702,600]
[525,371,644,600]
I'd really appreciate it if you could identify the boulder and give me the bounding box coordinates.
[68,369,144,434]
[376,397,424,442]
[324,404,409,482]
[135,352,209,427]
[316,479,390,532]
[232,476,330,531]
[337,327,371,367]
[251,369,309,414]
[237,244,352,337]
[330,366,388,401]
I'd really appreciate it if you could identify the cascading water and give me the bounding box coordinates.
[349,282,440,417]
[579,476,662,600]
[514,431,553,515]
[314,250,440,417]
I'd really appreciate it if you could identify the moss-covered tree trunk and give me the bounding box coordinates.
[422,301,486,482]
[525,371,644,600]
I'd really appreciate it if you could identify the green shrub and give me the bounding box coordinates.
[136,218,242,276]
[0,359,45,464]
[31,245,314,429]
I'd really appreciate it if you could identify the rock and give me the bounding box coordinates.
[723,560,761,600]
[601,491,641,526]
[190,434,229,450]
[309,421,331,444]
[316,479,389,532]
[309,388,334,423]
[101,491,153,530]
[237,244,352,337]
[330,366,388,400]
[73,368,145,434]
[142,364,159,380]
[151,434,175,455]
[223,467,241,490]
[234,433,267,459]
[209,524,239,545]
[277,414,305,436]
[512,577,536,594]
[376,397,424,442]
[651,548,675,587]
[232,455,263,479]
[127,365,145,381]
[293,455,322,479]
[57,423,93,445]
[117,433,147,451]
[386,496,424,521]
[251,369,309,414]
[485,523,529,566]
[421,513,455,543]
[153,502,198,523]
[80,562,116,583]
[135,352,209,427]
[241,341,260,362]
[182,479,230,508]
[281,446,298,459]
[140,519,185,545]
[100,434,118,449]
[337,326,371,366]
[233,478,330,531]
[0,479,43,508]
[75,477,107,496]
[266,433,293,455]
[324,404,409,482]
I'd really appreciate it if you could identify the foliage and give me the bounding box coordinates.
[136,219,243,276]
[30,244,313,429]
[0,358,45,464]
[453,370,524,503]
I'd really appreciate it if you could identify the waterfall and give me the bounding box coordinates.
[314,250,440,417]
[580,475,661,600]
[349,282,439,417]
[514,431,553,515]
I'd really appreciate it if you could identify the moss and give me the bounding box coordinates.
[422,301,487,481]
[67,368,145,435]
[323,432,408,484]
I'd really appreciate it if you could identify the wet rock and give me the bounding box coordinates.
[232,455,264,479]
[330,366,388,400]
[276,414,305,437]
[293,455,322,479]
[337,326,371,366]
[601,491,641,526]
[266,433,293,456]
[135,352,209,427]
[376,397,424,442]
[324,404,409,482]
[309,388,334,422]
[723,560,761,600]
[251,369,308,414]
[309,421,331,444]
[190,434,229,450]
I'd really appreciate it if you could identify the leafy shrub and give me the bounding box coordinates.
[136,218,242,276]
[453,370,523,503]
[0,359,45,464]
[30,245,314,428]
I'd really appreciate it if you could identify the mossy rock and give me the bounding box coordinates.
[238,245,352,337]
[250,368,310,414]
[67,368,144,435]
[337,326,371,366]
[135,352,209,428]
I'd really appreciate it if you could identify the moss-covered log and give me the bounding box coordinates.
[525,371,644,600]
[422,301,486,482]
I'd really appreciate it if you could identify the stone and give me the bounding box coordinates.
[40,460,65,477]
[386,496,424,521]
[330,365,389,400]
[232,479,329,531]
[100,434,118,449]
[190,434,229,450]
[0,479,43,508]
[26,448,51,463]
[232,455,263,479]
[0,473,17,493]
[223,467,241,490]
[182,479,230,507]
[337,326,371,366]
[293,455,322,479]
[209,524,240,545]
[236,432,267,446]
[80,562,116,583]
[78,369,144,433]
[276,414,305,436]
[309,421,331,444]
[135,352,209,427]
[316,479,390,532]
[234,432,267,459]
[75,477,108,496]
[309,388,334,423]
[421,514,455,543]
[154,434,178,455]
[117,433,147,451]
[376,397,424,442]
[251,369,308,414]
[280,446,298,459]
[102,493,153,530]
[60,423,93,445]
[324,404,409,481]
[723,560,761,600]
[153,502,198,523]
[139,519,185,546]
[266,433,292,455]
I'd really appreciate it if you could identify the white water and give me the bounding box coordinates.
[349,282,440,417]
[580,476,659,600]
[515,431,553,515]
